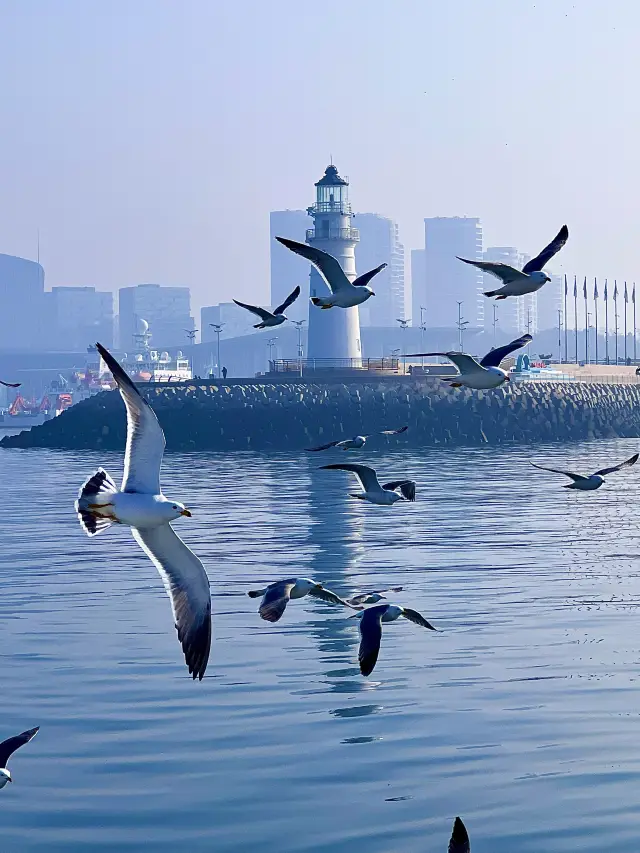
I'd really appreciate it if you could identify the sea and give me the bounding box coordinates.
[1,440,640,852]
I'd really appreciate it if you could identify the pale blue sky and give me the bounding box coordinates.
[0,0,637,313]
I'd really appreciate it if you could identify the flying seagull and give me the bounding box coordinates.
[406,333,532,389]
[530,452,639,490]
[346,586,403,606]
[353,604,437,676]
[75,343,212,680]
[321,463,416,505]
[0,727,39,789]
[275,236,386,309]
[457,225,569,299]
[233,285,301,329]
[0,380,20,388]
[247,578,360,623]
[306,425,408,452]
[448,817,471,853]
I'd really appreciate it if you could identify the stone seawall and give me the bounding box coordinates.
[2,380,640,452]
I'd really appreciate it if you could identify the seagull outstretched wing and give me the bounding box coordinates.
[320,463,382,492]
[530,462,589,482]
[592,452,639,477]
[522,225,569,273]
[353,263,387,288]
[275,237,350,293]
[233,300,274,321]
[456,257,525,284]
[273,285,301,316]
[0,727,39,769]
[480,334,532,368]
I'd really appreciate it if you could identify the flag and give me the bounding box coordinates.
[633,284,636,305]
[625,281,628,303]
[583,277,587,299]
[614,281,619,300]
[573,276,577,298]
[594,278,599,299]
[604,279,608,301]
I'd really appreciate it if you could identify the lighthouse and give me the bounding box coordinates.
[306,165,362,363]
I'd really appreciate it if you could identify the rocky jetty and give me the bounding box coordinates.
[2,379,639,452]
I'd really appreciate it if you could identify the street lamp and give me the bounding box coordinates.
[184,328,198,345]
[292,320,305,378]
[209,323,224,379]
[267,337,278,372]
[492,305,499,347]
[397,318,410,374]
[456,302,469,352]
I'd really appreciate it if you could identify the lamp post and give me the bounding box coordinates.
[185,328,197,345]
[267,337,278,372]
[557,309,562,361]
[420,306,427,368]
[586,313,591,365]
[456,302,469,352]
[292,320,305,377]
[209,323,224,379]
[492,304,498,347]
[397,318,410,374]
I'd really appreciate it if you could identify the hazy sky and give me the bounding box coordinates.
[0,0,638,315]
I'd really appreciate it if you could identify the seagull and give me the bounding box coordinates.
[320,463,416,505]
[305,425,408,452]
[0,380,20,388]
[75,343,211,680]
[247,578,360,623]
[232,285,301,329]
[457,225,569,299]
[353,604,437,676]
[345,586,403,606]
[275,236,386,309]
[448,817,471,853]
[0,727,39,789]
[406,333,532,389]
[530,452,639,490]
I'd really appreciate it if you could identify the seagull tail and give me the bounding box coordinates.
[75,468,118,537]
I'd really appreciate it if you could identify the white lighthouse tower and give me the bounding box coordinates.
[306,165,362,363]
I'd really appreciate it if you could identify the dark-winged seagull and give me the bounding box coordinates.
[457,225,568,299]
[0,380,20,388]
[0,727,39,789]
[346,586,403,606]
[75,344,212,680]
[406,333,532,389]
[531,452,639,490]
[248,578,360,623]
[233,285,301,329]
[320,463,416,505]
[306,425,408,452]
[448,817,471,853]
[275,236,386,309]
[353,604,437,676]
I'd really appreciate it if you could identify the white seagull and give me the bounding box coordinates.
[0,727,39,789]
[275,236,386,309]
[345,586,403,607]
[76,343,212,680]
[448,817,471,853]
[305,425,408,452]
[531,452,639,490]
[320,463,416,505]
[353,603,437,676]
[457,225,569,299]
[406,333,532,389]
[247,578,360,623]
[233,285,301,329]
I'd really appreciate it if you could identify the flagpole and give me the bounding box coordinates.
[614,280,619,365]
[594,278,598,365]
[604,279,609,364]
[634,283,637,363]
[624,282,628,363]
[583,277,588,363]
[574,275,578,364]
[563,274,568,362]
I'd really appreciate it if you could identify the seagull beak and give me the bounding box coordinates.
[181,509,192,517]
[7,777,12,783]
[504,375,510,381]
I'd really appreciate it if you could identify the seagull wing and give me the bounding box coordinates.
[0,380,20,388]
[320,463,382,491]
[0,727,39,769]
[379,425,408,436]
[132,525,211,680]
[529,461,589,482]
[358,607,385,676]
[308,585,360,609]
[353,262,387,288]
[305,440,341,452]
[232,299,274,321]
[382,479,416,501]
[457,257,525,284]
[273,285,301,316]
[522,225,569,273]
[401,607,437,630]
[448,817,471,853]
[96,343,165,494]
[403,352,482,373]
[275,237,350,293]
[258,581,295,622]
[480,333,533,367]
[592,452,639,477]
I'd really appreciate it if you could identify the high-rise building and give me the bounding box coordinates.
[201,302,250,342]
[0,254,45,350]
[354,214,406,326]
[416,218,484,330]
[411,249,426,328]
[270,210,311,323]
[44,287,114,350]
[118,284,193,350]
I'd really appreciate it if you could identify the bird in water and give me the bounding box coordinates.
[530,452,639,490]
[320,463,416,505]
[457,224,568,299]
[345,586,403,607]
[233,285,301,329]
[248,578,360,623]
[0,727,39,789]
[305,426,407,452]
[352,604,437,676]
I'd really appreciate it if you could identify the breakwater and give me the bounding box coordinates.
[3,379,640,452]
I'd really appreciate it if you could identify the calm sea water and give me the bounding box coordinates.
[2,441,640,851]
